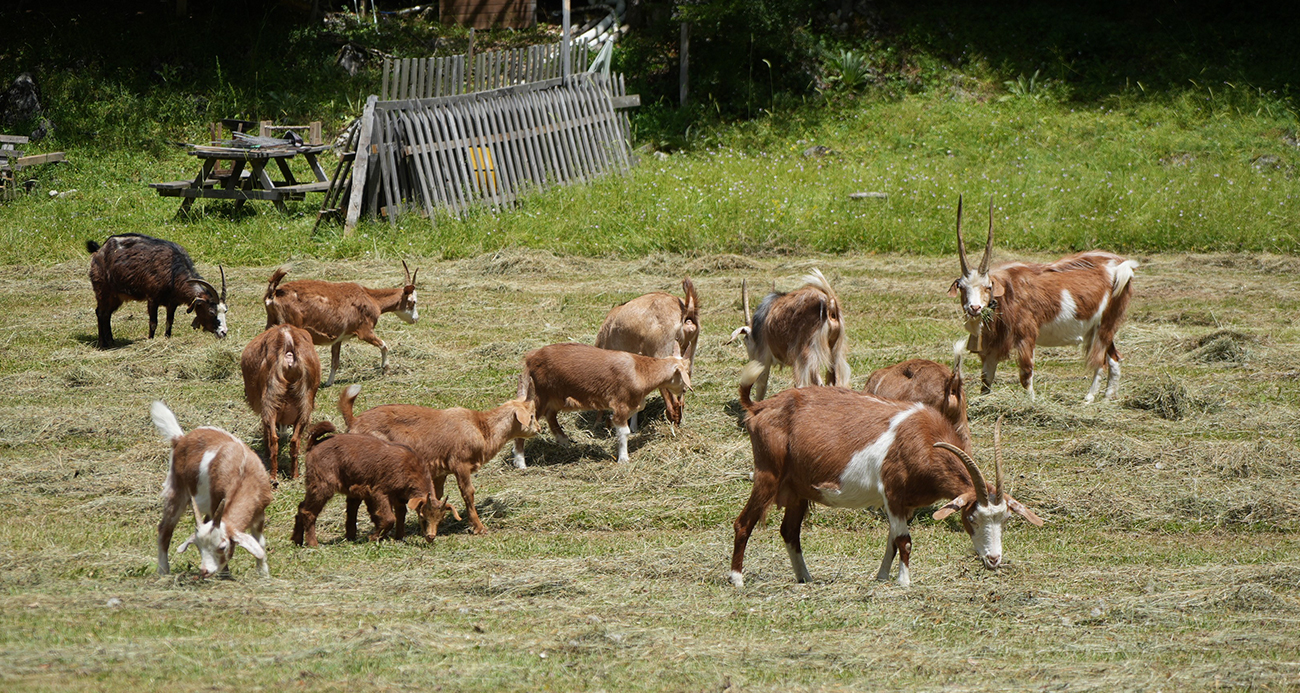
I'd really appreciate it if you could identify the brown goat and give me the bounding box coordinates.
[263,262,418,387]
[340,385,539,535]
[594,277,699,429]
[728,269,849,400]
[87,234,227,349]
[292,422,459,546]
[240,325,321,478]
[863,344,970,450]
[513,342,691,467]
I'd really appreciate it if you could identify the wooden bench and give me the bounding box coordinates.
[1,134,66,200]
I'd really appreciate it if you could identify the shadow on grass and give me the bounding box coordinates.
[73,333,137,349]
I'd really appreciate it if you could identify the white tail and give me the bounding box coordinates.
[1112,259,1139,298]
[151,401,184,441]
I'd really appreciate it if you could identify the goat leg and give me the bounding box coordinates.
[165,304,177,338]
[156,487,188,575]
[392,494,408,540]
[780,499,812,584]
[367,494,394,541]
[147,300,160,339]
[345,496,363,541]
[325,343,342,388]
[730,470,777,588]
[454,467,486,534]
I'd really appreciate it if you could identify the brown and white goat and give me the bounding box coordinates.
[87,234,227,349]
[340,385,539,535]
[727,269,849,401]
[292,422,460,546]
[862,340,971,450]
[241,325,321,479]
[730,365,1042,587]
[263,262,418,387]
[594,277,699,430]
[513,342,691,467]
[152,401,273,578]
[947,196,1139,402]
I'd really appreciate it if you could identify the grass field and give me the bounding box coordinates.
[2,249,1298,691]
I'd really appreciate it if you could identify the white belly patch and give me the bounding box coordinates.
[818,403,922,510]
[1037,289,1106,347]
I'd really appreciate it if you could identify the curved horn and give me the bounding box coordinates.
[955,195,970,276]
[410,268,418,286]
[218,265,227,302]
[190,497,204,525]
[934,441,989,507]
[980,198,994,274]
[993,415,1005,504]
[402,259,411,285]
[187,278,219,300]
[741,279,752,326]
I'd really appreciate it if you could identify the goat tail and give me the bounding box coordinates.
[304,421,336,453]
[338,384,362,430]
[800,268,835,299]
[826,296,850,387]
[263,267,289,325]
[952,337,968,376]
[738,360,767,413]
[1111,259,1139,299]
[85,239,101,254]
[682,276,699,323]
[150,401,185,442]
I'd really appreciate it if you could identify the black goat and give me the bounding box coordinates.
[86,234,227,349]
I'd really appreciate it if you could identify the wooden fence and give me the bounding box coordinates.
[380,42,590,101]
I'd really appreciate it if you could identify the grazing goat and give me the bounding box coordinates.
[340,385,539,535]
[263,261,419,387]
[292,422,460,546]
[594,277,699,430]
[730,365,1042,588]
[513,343,691,468]
[152,401,273,578]
[241,325,321,479]
[948,196,1138,401]
[86,233,227,349]
[727,269,849,401]
[863,340,971,450]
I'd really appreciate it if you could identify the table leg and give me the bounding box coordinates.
[304,152,329,182]
[229,159,251,212]
[274,157,299,186]
[255,160,289,214]
[180,159,217,214]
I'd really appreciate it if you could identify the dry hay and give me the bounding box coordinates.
[1122,375,1222,420]
[1185,329,1257,364]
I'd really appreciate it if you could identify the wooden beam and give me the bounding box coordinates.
[344,96,378,236]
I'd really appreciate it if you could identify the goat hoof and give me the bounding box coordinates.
[728,571,744,588]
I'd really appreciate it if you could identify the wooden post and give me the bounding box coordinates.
[562,0,571,84]
[467,28,475,93]
[309,121,322,146]
[344,96,378,236]
[259,120,273,138]
[679,22,690,107]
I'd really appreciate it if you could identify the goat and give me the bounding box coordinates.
[152,401,273,578]
[513,343,691,468]
[948,196,1139,401]
[727,269,849,401]
[862,340,971,450]
[292,422,460,546]
[594,277,699,430]
[340,385,539,535]
[263,261,418,387]
[240,325,321,479]
[730,365,1042,588]
[86,233,227,350]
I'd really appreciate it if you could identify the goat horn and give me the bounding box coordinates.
[955,195,970,276]
[187,278,219,300]
[410,268,418,286]
[993,415,1005,504]
[190,497,204,525]
[934,441,989,507]
[741,279,751,326]
[402,259,411,284]
[219,265,227,302]
[980,198,994,274]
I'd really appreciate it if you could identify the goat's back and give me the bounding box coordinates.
[304,430,428,495]
[864,359,956,412]
[87,233,196,301]
[595,292,689,358]
[240,325,322,419]
[752,286,835,362]
[524,343,648,405]
[170,427,273,519]
[350,404,488,470]
[266,279,379,344]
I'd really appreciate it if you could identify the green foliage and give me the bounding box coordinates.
[821,49,874,92]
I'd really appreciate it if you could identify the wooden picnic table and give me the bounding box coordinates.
[150,143,333,214]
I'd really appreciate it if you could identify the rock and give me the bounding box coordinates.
[1,73,41,127]
[849,191,888,200]
[654,151,670,161]
[1251,154,1285,172]
[802,145,835,158]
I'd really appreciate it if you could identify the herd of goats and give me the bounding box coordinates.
[85,197,1139,587]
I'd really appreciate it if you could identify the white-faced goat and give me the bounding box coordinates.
[948,196,1138,402]
[727,269,849,401]
[595,277,699,430]
[241,324,321,479]
[152,401,273,578]
[87,233,227,349]
[863,340,971,450]
[513,343,691,467]
[340,385,539,535]
[730,365,1042,588]
[263,261,418,387]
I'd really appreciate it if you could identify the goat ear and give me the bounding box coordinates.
[726,325,750,346]
[186,299,203,314]
[932,495,970,521]
[677,364,693,391]
[231,531,266,560]
[406,496,425,512]
[176,533,197,554]
[947,279,961,297]
[515,407,530,428]
[1007,496,1044,526]
[991,278,1006,298]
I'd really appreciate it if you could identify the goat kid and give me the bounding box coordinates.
[514,343,691,468]
[292,422,460,546]
[263,261,418,387]
[152,401,273,578]
[241,325,321,479]
[87,233,227,349]
[594,277,699,430]
[340,385,539,535]
[862,340,971,450]
[731,365,1041,588]
[727,269,849,401]
[948,196,1138,401]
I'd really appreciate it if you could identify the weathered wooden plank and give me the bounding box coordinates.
[432,106,471,213]
[459,100,500,206]
[0,134,28,145]
[414,108,453,215]
[345,96,378,235]
[443,102,485,205]
[397,111,435,218]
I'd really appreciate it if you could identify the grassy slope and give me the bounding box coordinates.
[1,252,1299,691]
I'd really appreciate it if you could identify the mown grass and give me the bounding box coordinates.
[1,250,1299,690]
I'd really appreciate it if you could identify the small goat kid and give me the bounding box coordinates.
[340,385,539,535]
[152,401,273,578]
[862,340,971,450]
[727,269,849,401]
[263,262,418,387]
[292,422,460,546]
[514,343,691,468]
[241,325,321,478]
[731,366,1041,588]
[594,277,699,430]
[948,196,1139,401]
[87,233,227,349]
